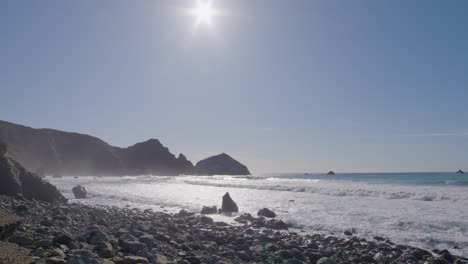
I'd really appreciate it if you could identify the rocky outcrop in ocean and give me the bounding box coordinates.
[193,153,250,175]
[72,185,87,199]
[221,192,239,213]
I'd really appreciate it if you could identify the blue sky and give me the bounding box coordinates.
[1,1,468,173]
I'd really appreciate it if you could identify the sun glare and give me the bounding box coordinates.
[191,0,217,25]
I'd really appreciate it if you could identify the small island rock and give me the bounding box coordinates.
[327,171,335,175]
[193,153,250,176]
[457,169,464,174]
[221,192,238,213]
[72,185,87,199]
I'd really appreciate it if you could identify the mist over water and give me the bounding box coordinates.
[49,173,468,257]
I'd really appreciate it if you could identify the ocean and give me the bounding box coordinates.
[48,172,468,257]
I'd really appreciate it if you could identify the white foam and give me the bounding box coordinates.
[49,175,468,257]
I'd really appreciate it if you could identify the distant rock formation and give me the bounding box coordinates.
[221,192,238,213]
[0,120,194,176]
[327,171,335,175]
[72,185,87,199]
[457,170,464,174]
[0,140,66,203]
[193,153,250,176]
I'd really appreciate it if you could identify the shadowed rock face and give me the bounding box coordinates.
[193,153,250,176]
[221,192,239,213]
[0,148,66,203]
[0,120,194,176]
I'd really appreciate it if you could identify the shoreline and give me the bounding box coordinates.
[1,195,466,264]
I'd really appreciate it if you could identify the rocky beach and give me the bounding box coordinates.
[0,194,467,264]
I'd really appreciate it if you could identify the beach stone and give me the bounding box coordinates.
[257,208,276,218]
[66,254,101,264]
[200,206,217,215]
[7,235,34,246]
[119,239,147,254]
[36,239,53,247]
[154,254,168,264]
[50,248,67,258]
[68,249,97,258]
[184,256,201,264]
[360,254,377,263]
[46,257,67,264]
[139,235,155,248]
[306,252,322,263]
[266,219,289,230]
[286,260,304,264]
[316,258,336,264]
[54,234,75,245]
[124,256,149,264]
[200,216,214,224]
[80,229,109,245]
[95,242,113,258]
[72,185,87,199]
[221,192,238,213]
[439,249,454,262]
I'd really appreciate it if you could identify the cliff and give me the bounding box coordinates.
[0,120,193,176]
[0,141,66,202]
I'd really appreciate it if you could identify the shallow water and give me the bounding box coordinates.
[49,172,468,257]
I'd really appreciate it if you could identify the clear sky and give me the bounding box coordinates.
[2,1,468,173]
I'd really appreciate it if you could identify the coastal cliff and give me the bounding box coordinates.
[0,140,66,202]
[0,120,250,176]
[0,120,193,176]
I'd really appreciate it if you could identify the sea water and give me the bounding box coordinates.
[48,173,468,257]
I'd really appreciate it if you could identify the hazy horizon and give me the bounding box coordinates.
[2,1,468,173]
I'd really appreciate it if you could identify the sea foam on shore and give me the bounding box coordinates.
[1,194,467,264]
[48,173,468,258]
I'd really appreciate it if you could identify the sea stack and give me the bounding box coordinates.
[221,192,238,213]
[327,171,335,175]
[193,153,250,176]
[72,185,87,198]
[457,169,464,174]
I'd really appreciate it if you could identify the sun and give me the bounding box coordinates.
[191,0,217,25]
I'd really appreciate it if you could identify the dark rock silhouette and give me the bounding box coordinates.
[221,192,238,213]
[457,169,464,174]
[266,219,290,230]
[0,120,194,176]
[72,185,87,198]
[200,206,217,215]
[0,140,66,203]
[257,208,276,218]
[327,171,335,175]
[193,153,250,176]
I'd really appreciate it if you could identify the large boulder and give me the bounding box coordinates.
[0,146,66,203]
[72,185,87,199]
[257,208,276,218]
[193,153,250,176]
[200,206,217,215]
[221,192,238,213]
